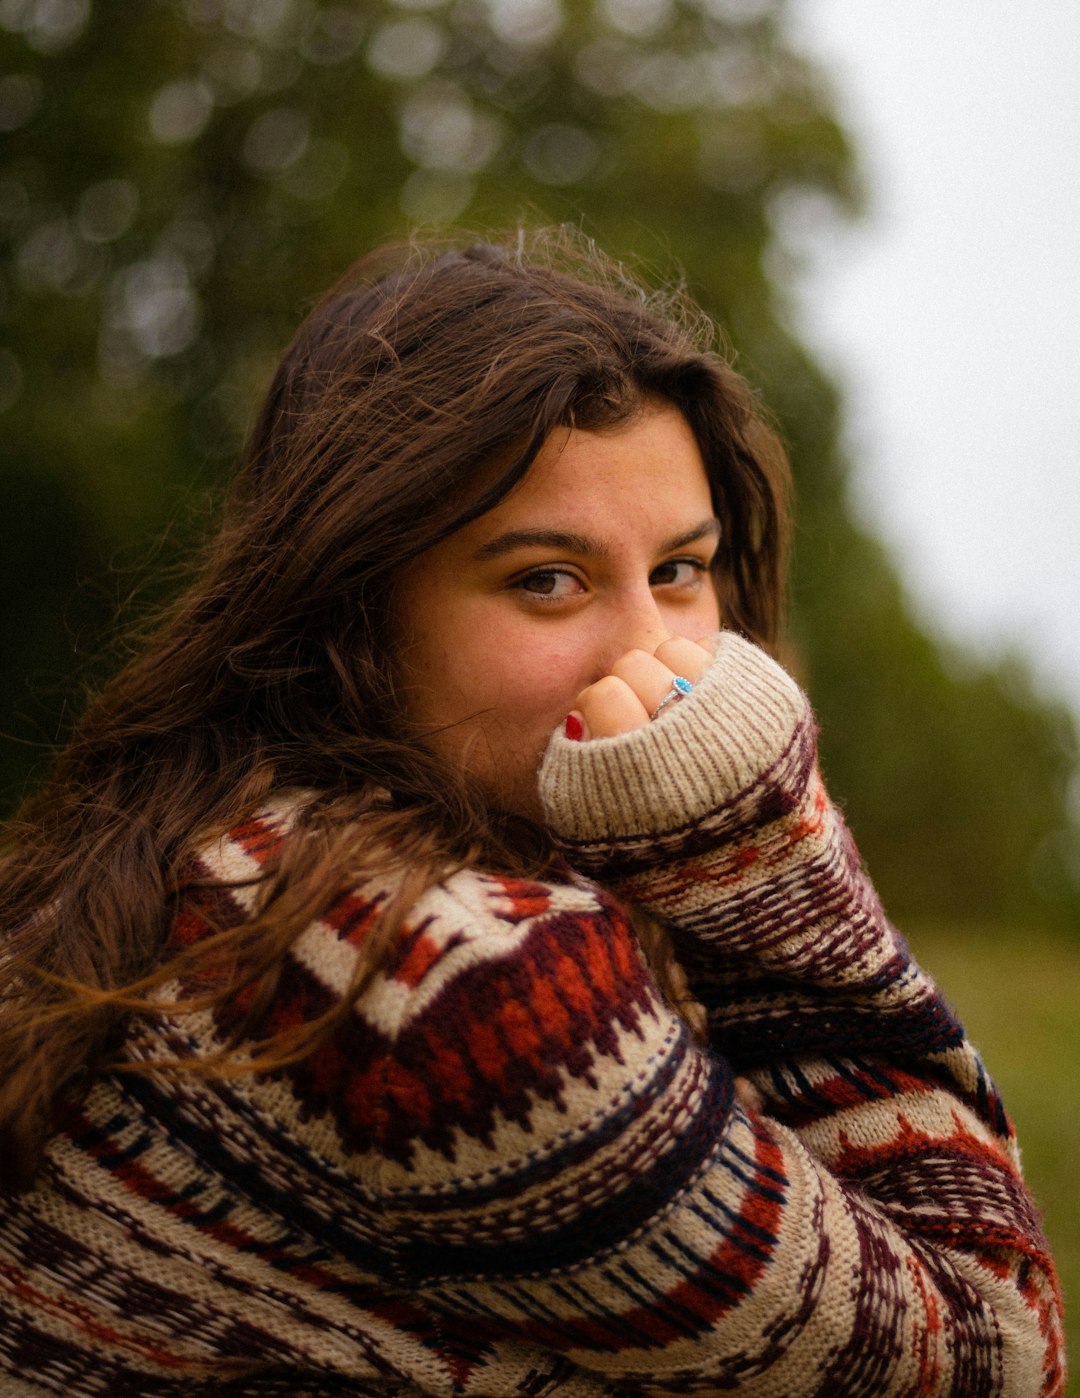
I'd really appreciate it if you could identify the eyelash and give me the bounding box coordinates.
[511,569,580,600]
[512,557,711,600]
[650,558,710,588]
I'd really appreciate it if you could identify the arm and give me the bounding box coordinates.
[534,631,1064,1393]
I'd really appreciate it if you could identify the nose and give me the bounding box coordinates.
[597,585,670,671]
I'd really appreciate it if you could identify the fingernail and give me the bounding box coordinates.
[564,712,585,741]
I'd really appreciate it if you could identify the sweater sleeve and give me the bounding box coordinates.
[530,630,1065,1395]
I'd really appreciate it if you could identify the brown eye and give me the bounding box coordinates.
[524,571,559,594]
[514,569,583,599]
[651,558,706,587]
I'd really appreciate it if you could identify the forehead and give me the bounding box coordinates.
[464,403,713,547]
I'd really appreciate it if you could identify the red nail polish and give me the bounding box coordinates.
[564,713,584,741]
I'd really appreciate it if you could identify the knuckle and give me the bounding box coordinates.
[610,649,650,680]
[593,673,630,699]
[577,673,624,706]
[657,635,713,671]
[576,672,650,738]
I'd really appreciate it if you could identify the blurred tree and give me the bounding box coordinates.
[0,0,1076,928]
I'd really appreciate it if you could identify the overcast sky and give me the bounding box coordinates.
[788,2,1080,723]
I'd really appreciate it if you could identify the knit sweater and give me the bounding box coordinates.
[0,635,1065,1396]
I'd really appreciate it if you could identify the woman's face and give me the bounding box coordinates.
[394,402,722,821]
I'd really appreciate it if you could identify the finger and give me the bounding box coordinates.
[609,648,682,720]
[654,635,714,685]
[575,673,650,738]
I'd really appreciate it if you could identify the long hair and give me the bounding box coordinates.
[0,228,791,1188]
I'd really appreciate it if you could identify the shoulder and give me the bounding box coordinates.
[180,796,640,1018]
[247,850,667,1173]
[171,794,303,946]
[396,863,615,980]
[324,859,675,1177]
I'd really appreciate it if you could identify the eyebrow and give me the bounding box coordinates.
[474,517,722,562]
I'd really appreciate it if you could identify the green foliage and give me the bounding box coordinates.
[1,0,1077,926]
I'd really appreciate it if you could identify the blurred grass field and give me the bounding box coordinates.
[907,923,1078,1392]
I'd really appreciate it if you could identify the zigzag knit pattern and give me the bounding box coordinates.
[0,635,1065,1395]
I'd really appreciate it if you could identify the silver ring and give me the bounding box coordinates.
[650,675,693,721]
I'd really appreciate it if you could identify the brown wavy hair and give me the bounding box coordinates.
[0,228,791,1189]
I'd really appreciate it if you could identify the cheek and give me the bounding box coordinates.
[404,610,587,741]
[395,580,495,702]
[485,633,592,721]
[669,583,722,639]
[423,630,584,818]
[699,586,723,633]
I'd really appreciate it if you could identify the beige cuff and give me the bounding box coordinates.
[538,631,808,843]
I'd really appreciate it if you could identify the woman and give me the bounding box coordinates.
[0,231,1064,1394]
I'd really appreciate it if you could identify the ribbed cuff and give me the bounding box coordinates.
[538,632,808,844]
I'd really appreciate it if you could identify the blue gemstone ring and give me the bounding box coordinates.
[651,675,694,721]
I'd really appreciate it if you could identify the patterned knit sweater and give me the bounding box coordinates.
[0,635,1065,1396]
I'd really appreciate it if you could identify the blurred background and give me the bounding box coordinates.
[0,0,1076,1373]
[795,5,1080,731]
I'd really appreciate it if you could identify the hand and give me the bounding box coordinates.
[567,636,715,740]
